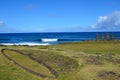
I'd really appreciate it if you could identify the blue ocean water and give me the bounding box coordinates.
[0,32,120,45]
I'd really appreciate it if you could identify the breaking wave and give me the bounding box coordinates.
[0,42,50,46]
[40,38,83,42]
[41,38,58,42]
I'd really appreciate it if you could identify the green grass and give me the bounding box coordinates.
[0,41,120,80]
[51,42,120,54]
[30,50,79,73]
[3,50,53,77]
[0,53,43,80]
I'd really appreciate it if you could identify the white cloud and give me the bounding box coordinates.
[98,16,107,22]
[0,20,4,26]
[92,11,120,30]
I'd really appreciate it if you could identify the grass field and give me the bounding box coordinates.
[0,41,120,80]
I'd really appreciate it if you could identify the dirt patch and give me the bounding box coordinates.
[98,71,120,80]
[32,50,79,73]
[85,55,103,65]
[104,53,114,58]
[103,53,120,64]
[109,58,120,64]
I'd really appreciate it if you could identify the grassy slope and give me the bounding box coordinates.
[51,42,120,53]
[0,53,42,80]
[0,42,120,80]
[3,50,53,77]
[50,42,120,80]
[0,47,56,80]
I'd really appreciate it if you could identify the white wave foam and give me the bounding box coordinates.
[41,38,58,42]
[0,42,50,46]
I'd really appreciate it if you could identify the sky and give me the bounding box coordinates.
[0,0,120,33]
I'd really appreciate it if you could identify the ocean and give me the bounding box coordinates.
[0,32,120,46]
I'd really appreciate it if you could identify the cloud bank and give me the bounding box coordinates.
[92,11,120,30]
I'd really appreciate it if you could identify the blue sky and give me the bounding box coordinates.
[0,0,120,33]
